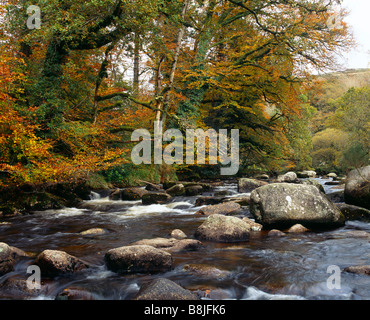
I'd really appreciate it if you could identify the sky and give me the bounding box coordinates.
[339,0,370,69]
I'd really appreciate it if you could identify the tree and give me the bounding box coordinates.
[329,87,370,170]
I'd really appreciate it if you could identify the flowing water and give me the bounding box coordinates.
[0,179,369,300]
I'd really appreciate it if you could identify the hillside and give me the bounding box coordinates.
[309,68,370,174]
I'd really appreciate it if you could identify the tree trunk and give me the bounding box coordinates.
[157,0,191,127]
[133,31,140,96]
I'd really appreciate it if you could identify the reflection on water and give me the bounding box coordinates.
[0,178,369,300]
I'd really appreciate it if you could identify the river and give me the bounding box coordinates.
[0,178,369,300]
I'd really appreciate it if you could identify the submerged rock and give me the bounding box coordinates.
[135,278,199,300]
[195,202,241,216]
[250,183,345,229]
[183,264,231,279]
[194,214,250,243]
[267,229,286,237]
[104,245,173,274]
[79,228,107,236]
[56,287,98,300]
[343,265,370,276]
[131,237,202,253]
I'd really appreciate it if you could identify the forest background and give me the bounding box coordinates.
[0,0,368,195]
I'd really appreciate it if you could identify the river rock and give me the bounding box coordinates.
[194,214,250,243]
[166,184,185,196]
[250,183,345,229]
[109,189,121,200]
[343,265,370,276]
[297,171,317,178]
[267,229,286,237]
[254,174,269,180]
[104,245,173,274]
[135,278,199,300]
[287,224,310,233]
[0,277,42,299]
[277,172,299,183]
[170,229,187,239]
[144,182,163,192]
[326,191,344,203]
[325,181,342,186]
[242,217,263,231]
[302,178,325,193]
[223,195,251,206]
[195,196,224,207]
[121,187,149,201]
[35,250,89,277]
[183,264,231,279]
[79,228,106,236]
[56,287,98,300]
[195,202,241,216]
[238,178,268,193]
[335,203,370,222]
[328,173,338,179]
[0,243,27,276]
[142,192,172,205]
[185,185,203,196]
[131,238,202,253]
[344,166,370,209]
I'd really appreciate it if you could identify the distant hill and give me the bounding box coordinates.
[309,68,370,133]
[316,68,370,101]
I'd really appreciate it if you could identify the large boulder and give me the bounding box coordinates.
[104,245,173,274]
[195,202,241,216]
[135,278,199,300]
[238,178,268,193]
[344,166,370,209]
[194,214,250,243]
[35,250,89,277]
[250,183,345,229]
